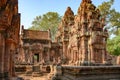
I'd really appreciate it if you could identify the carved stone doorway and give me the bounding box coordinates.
[33,53,39,64]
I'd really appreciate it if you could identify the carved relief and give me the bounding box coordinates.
[0,0,20,78]
[56,0,109,65]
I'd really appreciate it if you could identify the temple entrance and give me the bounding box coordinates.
[33,53,39,63]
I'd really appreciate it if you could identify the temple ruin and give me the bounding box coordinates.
[56,0,109,66]
[16,26,61,65]
[0,0,120,80]
[49,0,120,79]
[0,0,20,79]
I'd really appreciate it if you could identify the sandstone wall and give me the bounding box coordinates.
[0,0,20,79]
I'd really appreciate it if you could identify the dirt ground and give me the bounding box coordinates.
[12,74,49,80]
[22,76,47,80]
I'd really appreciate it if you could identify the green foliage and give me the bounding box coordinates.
[29,12,61,40]
[98,0,120,35]
[99,0,120,55]
[98,0,114,16]
[107,35,120,56]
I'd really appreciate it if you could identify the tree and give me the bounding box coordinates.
[98,0,120,55]
[29,12,61,40]
[107,35,120,56]
[98,0,120,36]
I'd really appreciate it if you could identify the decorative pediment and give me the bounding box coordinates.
[62,7,74,25]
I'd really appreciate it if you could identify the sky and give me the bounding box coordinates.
[18,0,120,29]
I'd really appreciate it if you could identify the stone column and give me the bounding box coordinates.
[0,31,5,79]
[90,46,95,64]
[102,49,106,64]
[48,40,51,63]
[10,50,15,77]
[63,41,68,59]
[71,50,74,64]
[47,47,50,64]
[68,49,73,65]
[75,51,78,65]
[4,39,14,78]
[117,56,120,65]
[73,51,75,64]
[68,49,71,64]
[87,44,91,65]
[102,38,107,64]
[78,49,82,65]
[81,37,88,65]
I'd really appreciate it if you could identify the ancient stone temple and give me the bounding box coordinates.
[56,7,74,62]
[0,0,20,79]
[49,0,120,80]
[18,26,51,64]
[17,26,61,65]
[56,0,108,66]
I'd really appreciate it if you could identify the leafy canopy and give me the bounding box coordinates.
[98,0,120,35]
[107,35,120,56]
[29,12,61,40]
[98,0,120,55]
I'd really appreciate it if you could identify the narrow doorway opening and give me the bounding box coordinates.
[33,53,39,63]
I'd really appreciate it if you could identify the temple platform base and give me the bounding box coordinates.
[49,65,120,80]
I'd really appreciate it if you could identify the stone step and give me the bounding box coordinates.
[32,72,43,77]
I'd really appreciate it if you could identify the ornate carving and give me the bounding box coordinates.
[0,0,20,79]
[56,0,109,65]
[63,7,74,25]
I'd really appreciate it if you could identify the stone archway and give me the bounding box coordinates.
[31,43,44,64]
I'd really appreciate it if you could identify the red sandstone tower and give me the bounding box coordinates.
[56,0,108,65]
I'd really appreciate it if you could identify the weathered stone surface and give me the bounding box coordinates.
[18,28,51,64]
[16,26,62,66]
[56,0,109,66]
[0,0,7,9]
[0,0,20,79]
[56,66,120,80]
[50,0,120,79]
